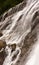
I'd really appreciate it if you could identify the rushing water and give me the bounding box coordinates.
[0,0,39,65]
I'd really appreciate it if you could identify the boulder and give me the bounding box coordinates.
[0,40,6,50]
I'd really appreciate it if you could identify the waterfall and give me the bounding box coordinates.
[0,0,39,65]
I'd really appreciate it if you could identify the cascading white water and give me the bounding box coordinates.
[0,0,39,65]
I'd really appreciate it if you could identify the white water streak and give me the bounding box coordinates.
[0,0,39,65]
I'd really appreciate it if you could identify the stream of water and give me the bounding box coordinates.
[0,0,39,65]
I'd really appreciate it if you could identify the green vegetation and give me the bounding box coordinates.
[0,0,23,15]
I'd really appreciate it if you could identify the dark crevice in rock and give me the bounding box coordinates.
[17,15,23,21]
[32,11,39,22]
[31,16,39,31]
[0,49,7,65]
[12,50,19,61]
[0,31,3,37]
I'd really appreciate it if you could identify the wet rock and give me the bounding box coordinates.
[0,40,7,65]
[8,43,16,52]
[12,50,19,61]
[0,49,7,65]
[0,40,7,50]
[11,44,16,49]
[0,32,3,37]
[0,16,2,21]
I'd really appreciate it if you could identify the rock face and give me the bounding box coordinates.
[0,40,6,50]
[0,50,7,65]
[0,0,39,65]
[0,31,3,37]
[0,40,7,65]
[8,44,16,52]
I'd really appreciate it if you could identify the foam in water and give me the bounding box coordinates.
[0,0,39,65]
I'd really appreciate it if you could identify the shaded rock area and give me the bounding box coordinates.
[8,43,16,52]
[0,40,7,65]
[12,50,19,61]
[0,40,7,50]
[0,31,3,37]
[0,50,7,65]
